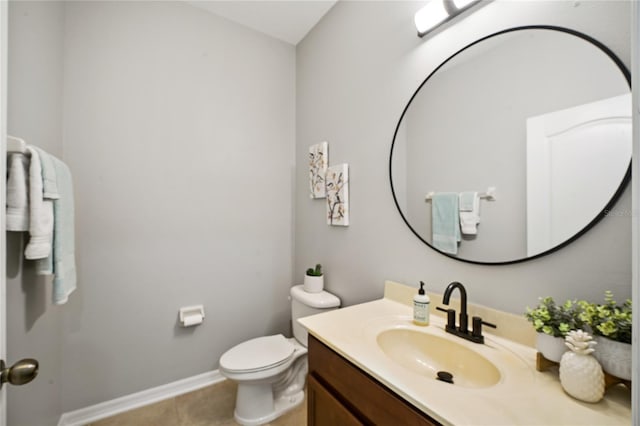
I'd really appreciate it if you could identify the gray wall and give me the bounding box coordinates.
[295,1,632,310]
[7,0,296,421]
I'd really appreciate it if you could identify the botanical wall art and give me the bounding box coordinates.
[326,163,349,226]
[309,141,328,199]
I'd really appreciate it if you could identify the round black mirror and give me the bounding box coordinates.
[389,26,631,264]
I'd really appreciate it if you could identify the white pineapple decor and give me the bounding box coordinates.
[559,330,604,403]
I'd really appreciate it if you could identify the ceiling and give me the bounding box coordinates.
[186,1,338,45]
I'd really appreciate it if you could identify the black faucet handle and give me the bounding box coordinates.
[481,318,497,329]
[436,306,457,332]
[471,316,497,342]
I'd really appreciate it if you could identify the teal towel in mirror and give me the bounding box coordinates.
[432,193,460,255]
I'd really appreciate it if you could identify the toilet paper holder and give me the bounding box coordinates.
[179,305,205,327]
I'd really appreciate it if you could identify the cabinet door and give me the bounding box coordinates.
[308,374,363,426]
[308,335,439,426]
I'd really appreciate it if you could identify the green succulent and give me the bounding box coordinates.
[525,292,632,344]
[578,291,631,344]
[524,297,584,338]
[306,264,322,276]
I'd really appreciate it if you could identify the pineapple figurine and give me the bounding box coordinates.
[559,330,604,403]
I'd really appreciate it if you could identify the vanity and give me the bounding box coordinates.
[299,281,631,425]
[308,334,437,425]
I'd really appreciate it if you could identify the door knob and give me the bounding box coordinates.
[0,358,39,388]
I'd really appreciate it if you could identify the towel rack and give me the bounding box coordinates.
[425,186,497,201]
[7,135,27,154]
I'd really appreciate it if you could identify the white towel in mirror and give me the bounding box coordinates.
[459,192,480,235]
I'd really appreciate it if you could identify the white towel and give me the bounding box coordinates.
[6,153,30,231]
[23,146,54,260]
[459,191,480,235]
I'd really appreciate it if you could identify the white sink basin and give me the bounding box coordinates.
[377,328,501,388]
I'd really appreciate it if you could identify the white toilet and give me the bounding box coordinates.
[219,284,340,426]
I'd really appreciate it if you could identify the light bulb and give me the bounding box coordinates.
[414,0,449,36]
[452,0,479,10]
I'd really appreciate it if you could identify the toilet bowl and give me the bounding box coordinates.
[219,285,340,426]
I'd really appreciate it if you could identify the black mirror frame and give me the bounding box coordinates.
[389,25,631,265]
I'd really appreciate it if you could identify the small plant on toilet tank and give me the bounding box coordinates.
[304,264,324,293]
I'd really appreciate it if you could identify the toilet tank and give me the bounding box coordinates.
[290,284,340,347]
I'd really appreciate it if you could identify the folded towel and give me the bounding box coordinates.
[24,147,54,260]
[34,246,54,276]
[459,191,480,235]
[51,157,76,304]
[34,146,60,200]
[33,151,76,304]
[32,147,58,275]
[432,193,460,254]
[6,153,30,231]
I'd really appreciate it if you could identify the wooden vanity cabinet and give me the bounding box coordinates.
[307,335,440,426]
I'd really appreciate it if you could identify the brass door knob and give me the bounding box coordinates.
[0,358,39,388]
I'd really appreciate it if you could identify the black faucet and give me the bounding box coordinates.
[439,281,496,344]
[443,281,468,334]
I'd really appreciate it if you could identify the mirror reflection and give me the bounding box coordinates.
[390,27,631,264]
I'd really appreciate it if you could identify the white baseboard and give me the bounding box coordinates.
[58,370,225,426]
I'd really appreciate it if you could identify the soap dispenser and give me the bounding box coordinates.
[413,281,430,326]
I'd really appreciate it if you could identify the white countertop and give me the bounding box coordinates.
[299,296,631,425]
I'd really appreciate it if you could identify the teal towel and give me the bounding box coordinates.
[34,147,59,275]
[34,151,76,304]
[51,156,76,304]
[432,193,460,255]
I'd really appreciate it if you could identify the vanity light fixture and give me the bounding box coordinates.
[451,0,478,9]
[414,0,481,37]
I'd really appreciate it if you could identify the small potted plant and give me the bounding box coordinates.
[304,264,324,293]
[578,291,632,380]
[525,297,583,362]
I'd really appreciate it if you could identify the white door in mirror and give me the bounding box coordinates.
[526,93,631,256]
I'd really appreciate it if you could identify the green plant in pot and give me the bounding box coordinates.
[578,291,632,380]
[525,297,584,362]
[303,264,324,293]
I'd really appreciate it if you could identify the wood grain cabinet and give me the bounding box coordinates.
[307,335,440,426]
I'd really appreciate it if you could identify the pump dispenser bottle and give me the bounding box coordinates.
[413,281,430,326]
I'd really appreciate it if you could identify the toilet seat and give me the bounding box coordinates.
[220,334,294,374]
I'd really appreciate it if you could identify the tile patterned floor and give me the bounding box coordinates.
[87,380,306,426]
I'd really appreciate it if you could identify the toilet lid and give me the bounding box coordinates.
[220,334,294,373]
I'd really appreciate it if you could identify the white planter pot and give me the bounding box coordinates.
[593,336,631,380]
[303,275,324,293]
[537,332,567,363]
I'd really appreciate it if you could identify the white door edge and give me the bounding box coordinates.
[0,0,8,424]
